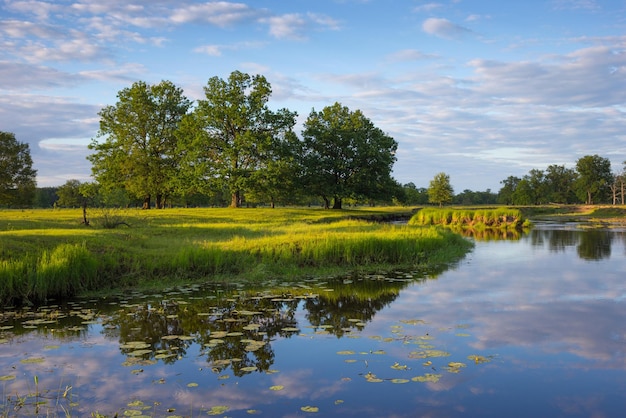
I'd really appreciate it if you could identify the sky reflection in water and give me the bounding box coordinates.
[1,225,625,417]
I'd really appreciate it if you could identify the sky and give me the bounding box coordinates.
[1,0,626,193]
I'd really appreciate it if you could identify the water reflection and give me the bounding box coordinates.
[1,227,625,417]
[529,224,625,260]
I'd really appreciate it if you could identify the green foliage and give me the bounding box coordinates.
[575,155,613,204]
[176,71,298,208]
[427,172,454,207]
[88,80,192,209]
[0,131,37,207]
[55,179,86,208]
[300,102,398,209]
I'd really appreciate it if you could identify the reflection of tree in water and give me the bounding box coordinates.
[103,289,301,374]
[99,270,453,373]
[577,230,612,260]
[455,228,525,241]
[103,299,193,363]
[303,276,413,337]
[528,228,616,260]
[530,229,579,253]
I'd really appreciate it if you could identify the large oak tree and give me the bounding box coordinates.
[177,71,297,207]
[88,80,191,209]
[0,131,37,207]
[300,102,398,209]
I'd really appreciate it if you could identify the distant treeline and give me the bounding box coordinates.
[27,152,626,210]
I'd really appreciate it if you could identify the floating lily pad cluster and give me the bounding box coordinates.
[0,275,494,417]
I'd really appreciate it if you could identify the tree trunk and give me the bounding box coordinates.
[142,195,151,209]
[332,197,342,210]
[156,194,163,209]
[230,190,240,208]
[82,200,89,226]
[322,196,330,209]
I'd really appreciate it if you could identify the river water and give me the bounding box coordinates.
[1,223,625,417]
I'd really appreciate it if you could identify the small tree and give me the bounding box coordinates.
[427,172,453,207]
[0,131,37,207]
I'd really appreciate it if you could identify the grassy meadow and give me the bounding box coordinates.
[0,207,473,305]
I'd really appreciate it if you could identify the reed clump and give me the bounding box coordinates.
[409,207,530,229]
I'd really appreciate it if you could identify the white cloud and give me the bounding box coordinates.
[194,44,223,56]
[169,2,259,26]
[552,0,601,11]
[422,17,474,39]
[413,3,444,13]
[264,13,308,40]
[468,46,626,106]
[387,49,438,62]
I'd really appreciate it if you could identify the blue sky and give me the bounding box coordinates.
[1,0,625,192]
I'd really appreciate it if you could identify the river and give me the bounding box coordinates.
[1,222,625,417]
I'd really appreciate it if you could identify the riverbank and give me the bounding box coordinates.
[0,207,472,305]
[519,204,626,226]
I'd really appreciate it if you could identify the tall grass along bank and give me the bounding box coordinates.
[0,208,472,305]
[409,207,530,229]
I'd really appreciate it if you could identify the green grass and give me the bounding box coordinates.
[408,207,529,229]
[0,207,472,305]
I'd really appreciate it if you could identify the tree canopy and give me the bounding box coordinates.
[300,102,398,209]
[0,131,37,207]
[88,80,192,209]
[427,172,454,207]
[575,155,613,204]
[176,71,298,208]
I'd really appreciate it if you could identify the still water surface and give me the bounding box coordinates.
[1,223,625,417]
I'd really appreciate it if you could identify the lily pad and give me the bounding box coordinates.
[20,357,45,364]
[391,362,408,370]
[269,385,284,391]
[301,406,319,413]
[408,349,450,359]
[468,354,491,364]
[0,375,16,381]
[445,362,467,373]
[336,350,356,355]
[207,405,229,415]
[412,373,442,383]
[391,378,410,384]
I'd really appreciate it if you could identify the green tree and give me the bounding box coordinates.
[0,131,37,207]
[400,183,429,205]
[300,102,398,209]
[88,80,191,209]
[34,187,58,208]
[511,178,534,205]
[427,172,453,207]
[575,155,613,204]
[497,176,521,205]
[544,164,578,204]
[56,179,85,207]
[177,71,297,208]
